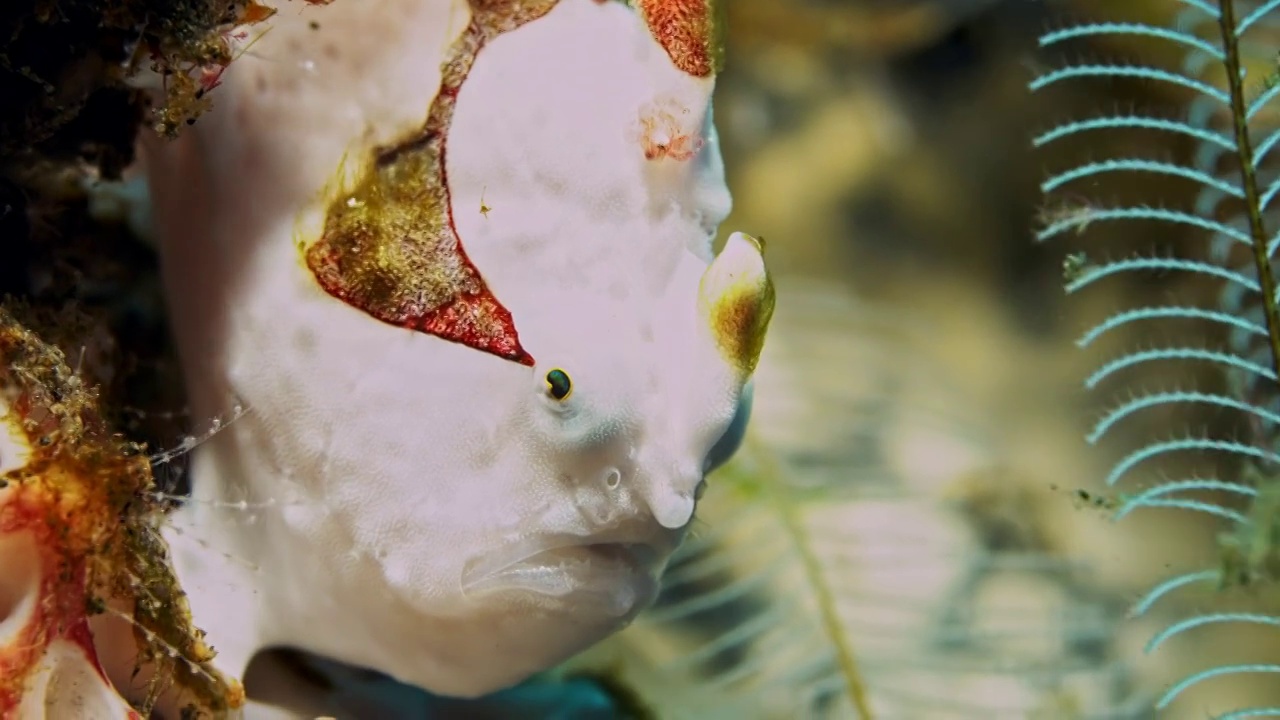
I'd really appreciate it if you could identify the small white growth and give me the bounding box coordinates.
[148,399,249,467]
[149,490,291,514]
[96,601,235,705]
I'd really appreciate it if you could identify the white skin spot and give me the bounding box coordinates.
[141,0,759,704]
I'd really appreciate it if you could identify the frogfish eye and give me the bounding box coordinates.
[544,368,573,401]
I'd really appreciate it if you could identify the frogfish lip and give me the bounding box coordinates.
[460,534,663,619]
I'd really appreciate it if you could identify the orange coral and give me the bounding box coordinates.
[0,307,238,718]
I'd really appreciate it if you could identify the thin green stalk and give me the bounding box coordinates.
[750,438,875,719]
[1218,0,1280,380]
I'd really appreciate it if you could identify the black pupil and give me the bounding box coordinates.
[546,370,571,400]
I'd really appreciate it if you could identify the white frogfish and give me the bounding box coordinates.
[131,0,774,714]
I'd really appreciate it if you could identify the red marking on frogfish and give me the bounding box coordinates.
[635,0,723,77]
[307,0,561,367]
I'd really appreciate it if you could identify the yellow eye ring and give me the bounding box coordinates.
[545,368,572,401]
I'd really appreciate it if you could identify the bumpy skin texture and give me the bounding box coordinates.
[142,0,765,709]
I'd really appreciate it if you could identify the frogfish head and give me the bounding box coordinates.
[142,0,775,702]
[458,232,774,626]
[347,0,776,660]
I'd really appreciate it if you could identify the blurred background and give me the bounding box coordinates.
[580,0,1280,718]
[3,0,1277,717]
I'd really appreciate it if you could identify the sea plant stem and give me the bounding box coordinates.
[1218,0,1280,381]
[751,439,875,719]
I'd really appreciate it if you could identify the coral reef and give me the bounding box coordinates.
[0,1,278,716]
[0,305,238,718]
